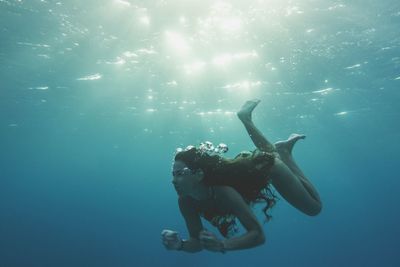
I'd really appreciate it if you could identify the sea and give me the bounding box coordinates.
[1,0,399,266]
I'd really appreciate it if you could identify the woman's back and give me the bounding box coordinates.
[202,149,275,201]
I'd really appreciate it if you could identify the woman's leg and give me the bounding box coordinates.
[275,135,321,203]
[237,99,275,153]
[274,134,307,177]
[269,158,322,215]
[273,135,322,214]
[237,100,322,216]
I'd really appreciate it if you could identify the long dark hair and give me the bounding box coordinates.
[174,146,225,175]
[174,146,278,237]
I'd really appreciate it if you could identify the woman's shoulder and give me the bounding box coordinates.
[213,185,236,195]
[212,186,258,222]
[213,186,246,207]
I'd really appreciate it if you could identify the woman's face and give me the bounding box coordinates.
[172,160,202,196]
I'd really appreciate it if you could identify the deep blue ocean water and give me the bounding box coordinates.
[1,0,400,266]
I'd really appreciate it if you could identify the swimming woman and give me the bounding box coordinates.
[161,99,322,253]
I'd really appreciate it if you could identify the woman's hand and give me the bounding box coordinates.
[199,230,226,253]
[161,229,182,250]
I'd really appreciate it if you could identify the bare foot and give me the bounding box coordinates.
[274,133,306,154]
[237,99,261,122]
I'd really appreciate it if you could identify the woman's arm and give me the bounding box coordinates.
[177,196,204,253]
[215,186,266,251]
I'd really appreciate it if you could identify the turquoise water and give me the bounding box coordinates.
[1,0,399,266]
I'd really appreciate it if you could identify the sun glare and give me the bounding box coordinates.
[164,31,191,56]
[184,61,206,75]
[113,0,131,7]
[139,16,150,25]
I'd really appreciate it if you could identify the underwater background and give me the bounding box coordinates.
[1,0,399,266]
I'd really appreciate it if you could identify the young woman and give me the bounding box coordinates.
[161,99,322,253]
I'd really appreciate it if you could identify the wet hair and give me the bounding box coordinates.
[174,146,222,174]
[174,147,203,170]
[174,146,278,237]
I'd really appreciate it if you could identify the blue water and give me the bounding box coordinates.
[1,0,400,266]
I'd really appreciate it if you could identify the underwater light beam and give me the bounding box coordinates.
[165,31,191,56]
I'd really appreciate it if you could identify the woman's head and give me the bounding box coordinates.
[173,146,202,171]
[172,145,223,196]
[172,159,204,196]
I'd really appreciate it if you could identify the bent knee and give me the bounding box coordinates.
[305,202,322,216]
